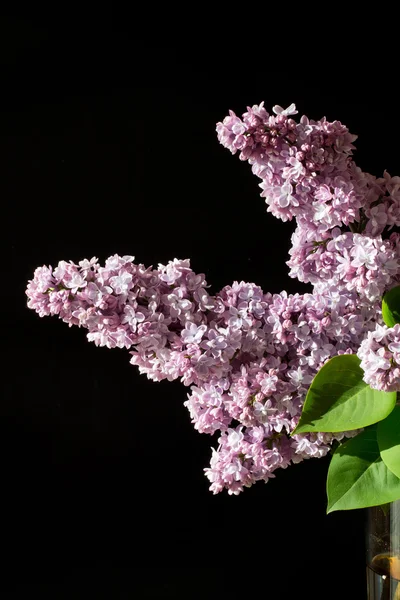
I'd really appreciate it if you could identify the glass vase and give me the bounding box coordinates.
[366,501,400,599]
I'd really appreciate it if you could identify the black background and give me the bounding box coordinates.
[3,10,399,599]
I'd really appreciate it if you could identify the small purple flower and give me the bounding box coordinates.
[63,272,87,294]
[272,103,298,116]
[200,329,228,358]
[181,322,207,344]
[121,305,145,332]
[79,256,99,272]
[109,272,133,294]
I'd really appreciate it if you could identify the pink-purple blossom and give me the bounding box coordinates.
[26,253,376,494]
[357,323,400,392]
[26,101,400,495]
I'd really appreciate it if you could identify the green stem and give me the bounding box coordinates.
[349,222,358,233]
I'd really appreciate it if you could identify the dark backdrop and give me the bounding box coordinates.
[3,11,399,599]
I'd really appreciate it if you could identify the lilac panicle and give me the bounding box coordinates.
[26,253,373,494]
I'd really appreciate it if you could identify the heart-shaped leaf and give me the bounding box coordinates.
[382,285,400,328]
[292,354,396,434]
[327,426,400,513]
[378,404,400,479]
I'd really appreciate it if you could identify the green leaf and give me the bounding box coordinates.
[292,354,396,434]
[327,426,400,513]
[382,284,400,328]
[378,405,400,478]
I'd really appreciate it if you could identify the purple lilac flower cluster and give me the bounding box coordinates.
[217,103,399,230]
[216,102,400,397]
[26,102,400,495]
[357,324,400,392]
[217,103,366,232]
[26,254,365,494]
